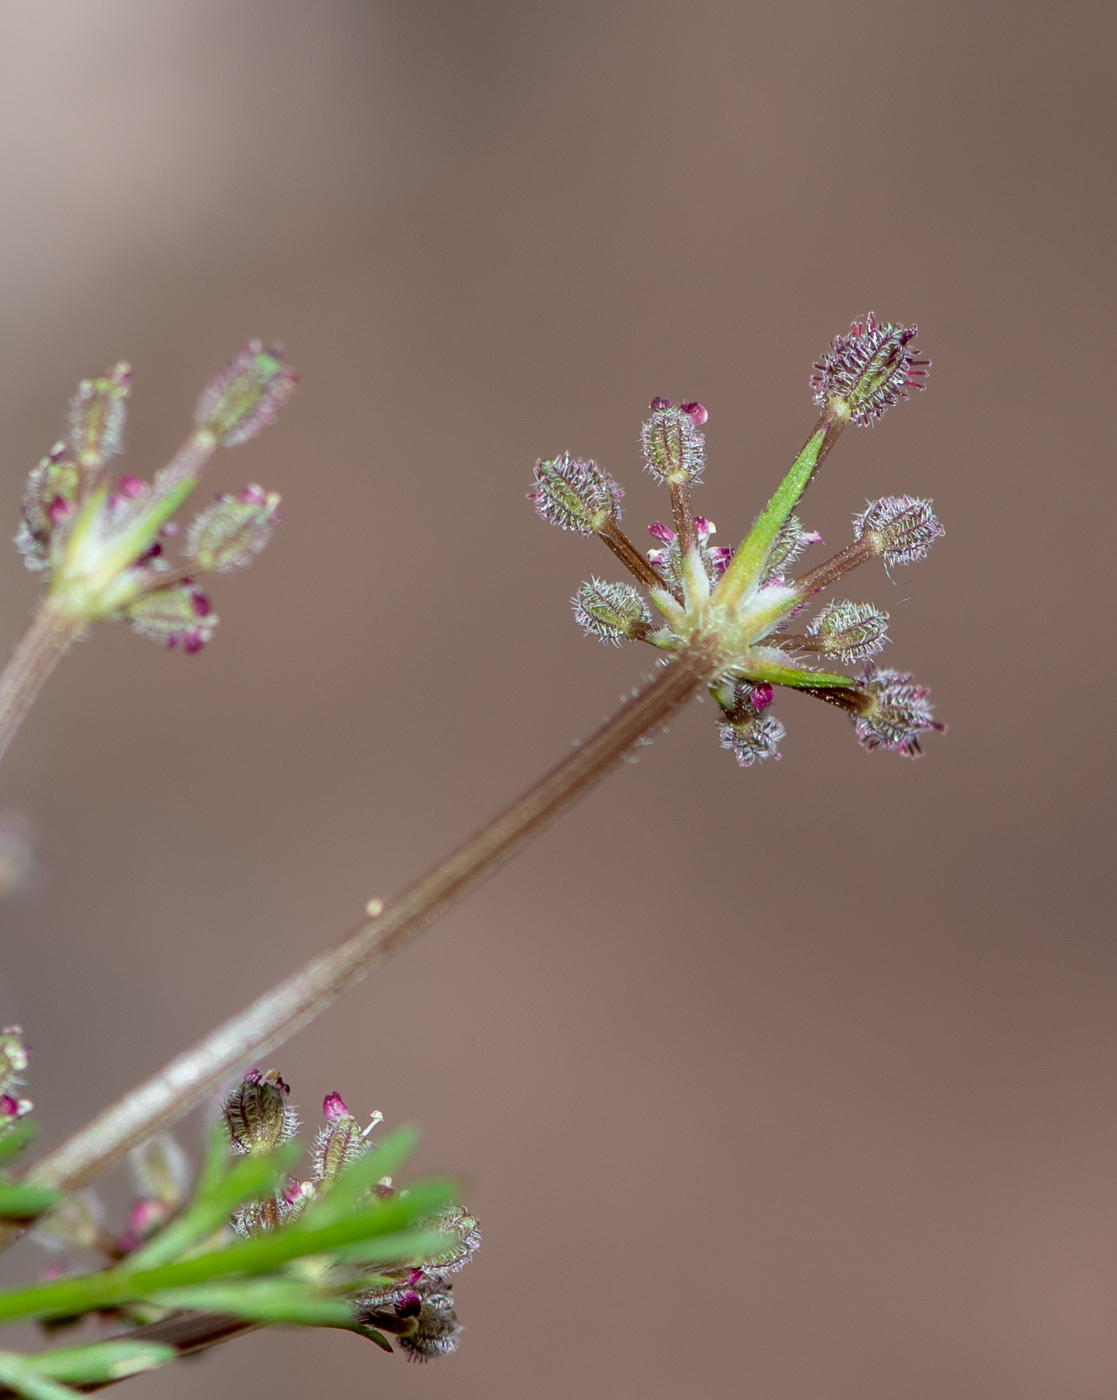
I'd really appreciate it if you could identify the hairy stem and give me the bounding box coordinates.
[16,646,717,1215]
[0,601,84,771]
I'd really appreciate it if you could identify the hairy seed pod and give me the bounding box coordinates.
[853,496,943,567]
[717,713,785,767]
[529,454,623,535]
[186,485,282,572]
[125,583,217,654]
[572,579,651,644]
[70,363,131,472]
[640,401,705,483]
[853,666,944,757]
[195,342,297,448]
[810,313,929,425]
[807,600,889,661]
[222,1068,299,1155]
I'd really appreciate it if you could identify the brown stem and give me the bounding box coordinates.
[788,538,875,601]
[595,519,673,594]
[15,647,717,1216]
[668,478,695,558]
[0,599,84,772]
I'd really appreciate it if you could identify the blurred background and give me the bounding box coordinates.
[0,1,1112,1395]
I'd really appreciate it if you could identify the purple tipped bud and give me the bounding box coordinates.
[680,400,708,426]
[762,514,822,583]
[0,1094,27,1119]
[322,1092,349,1122]
[70,362,131,471]
[125,583,218,652]
[641,402,705,484]
[195,342,297,448]
[185,485,281,572]
[649,396,671,411]
[853,666,944,757]
[222,1068,300,1156]
[807,600,889,661]
[572,578,652,645]
[530,453,623,535]
[718,713,785,767]
[810,313,929,425]
[647,518,728,588]
[853,496,944,567]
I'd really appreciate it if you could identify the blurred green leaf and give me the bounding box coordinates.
[0,1122,36,1167]
[31,1340,175,1383]
[0,1350,79,1400]
[150,1280,352,1327]
[124,1142,299,1271]
[0,1186,59,1222]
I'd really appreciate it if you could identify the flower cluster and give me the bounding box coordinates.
[15,343,294,653]
[219,1073,480,1360]
[531,315,945,763]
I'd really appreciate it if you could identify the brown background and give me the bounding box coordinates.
[0,2,1112,1396]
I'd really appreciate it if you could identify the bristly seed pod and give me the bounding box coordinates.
[124,582,217,654]
[0,1027,29,1100]
[717,713,785,767]
[572,579,652,645]
[640,399,706,483]
[421,1205,482,1280]
[529,454,623,535]
[195,342,297,448]
[810,313,929,425]
[15,445,81,572]
[807,600,889,661]
[312,1092,374,1185]
[185,485,282,572]
[222,1068,299,1156]
[70,363,131,472]
[853,666,944,757]
[853,496,943,567]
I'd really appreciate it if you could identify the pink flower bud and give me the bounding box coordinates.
[322,1092,349,1122]
[649,396,671,411]
[118,475,146,498]
[680,401,708,426]
[750,682,774,711]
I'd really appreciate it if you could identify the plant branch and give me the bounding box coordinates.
[0,601,84,771]
[13,645,717,1222]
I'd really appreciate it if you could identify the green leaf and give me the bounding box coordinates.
[124,1142,300,1271]
[0,1351,80,1400]
[299,1125,419,1230]
[31,1340,175,1383]
[714,427,827,607]
[150,1281,353,1327]
[0,1186,60,1222]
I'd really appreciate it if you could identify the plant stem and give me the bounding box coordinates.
[0,601,84,771]
[17,645,717,1210]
